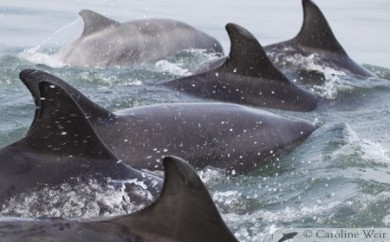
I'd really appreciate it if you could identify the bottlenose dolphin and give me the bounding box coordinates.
[162,23,318,112]
[265,0,375,78]
[55,10,223,67]
[0,79,162,207]
[0,156,239,242]
[20,69,316,174]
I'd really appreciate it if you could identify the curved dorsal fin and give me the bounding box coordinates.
[220,23,288,82]
[17,80,114,162]
[293,0,346,53]
[19,69,114,132]
[79,9,120,37]
[110,156,238,242]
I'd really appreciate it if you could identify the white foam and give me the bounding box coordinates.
[154,60,191,76]
[18,46,65,67]
[279,51,346,77]
[153,49,221,76]
[199,166,226,185]
[288,53,352,100]
[311,76,341,99]
[213,191,243,206]
[76,71,143,87]
[270,49,356,99]
[0,177,153,218]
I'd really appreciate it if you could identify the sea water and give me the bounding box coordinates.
[0,0,390,241]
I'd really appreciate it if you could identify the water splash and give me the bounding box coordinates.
[153,49,222,77]
[0,177,154,218]
[17,18,80,67]
[154,60,191,76]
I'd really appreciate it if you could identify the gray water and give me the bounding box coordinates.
[1,0,390,241]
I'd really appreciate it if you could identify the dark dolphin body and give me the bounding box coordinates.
[278,232,298,242]
[55,10,223,67]
[265,0,375,78]
[162,23,318,112]
[0,157,239,242]
[0,78,162,207]
[20,69,316,174]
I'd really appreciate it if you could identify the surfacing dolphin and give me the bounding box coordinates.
[0,156,239,242]
[20,69,316,174]
[265,0,375,78]
[0,79,162,208]
[55,9,223,67]
[162,23,318,112]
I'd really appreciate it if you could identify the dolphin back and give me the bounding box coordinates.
[56,10,224,67]
[264,0,375,78]
[0,157,238,242]
[163,23,318,111]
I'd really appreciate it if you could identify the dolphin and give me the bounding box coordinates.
[0,79,162,208]
[278,232,298,242]
[0,156,239,242]
[265,0,375,78]
[55,9,223,67]
[161,23,318,112]
[19,69,316,174]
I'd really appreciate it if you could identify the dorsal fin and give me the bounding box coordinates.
[3,79,148,184]
[220,23,289,82]
[108,156,238,242]
[79,9,120,37]
[293,0,346,53]
[19,69,114,132]
[17,80,114,161]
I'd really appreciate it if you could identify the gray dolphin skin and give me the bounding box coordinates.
[0,157,239,242]
[265,0,375,78]
[55,9,223,67]
[0,77,162,207]
[19,69,316,174]
[162,23,318,112]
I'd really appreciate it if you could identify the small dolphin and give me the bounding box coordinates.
[278,232,298,242]
[19,69,316,174]
[265,0,375,78]
[0,79,162,208]
[0,156,239,242]
[55,10,223,67]
[162,23,318,112]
